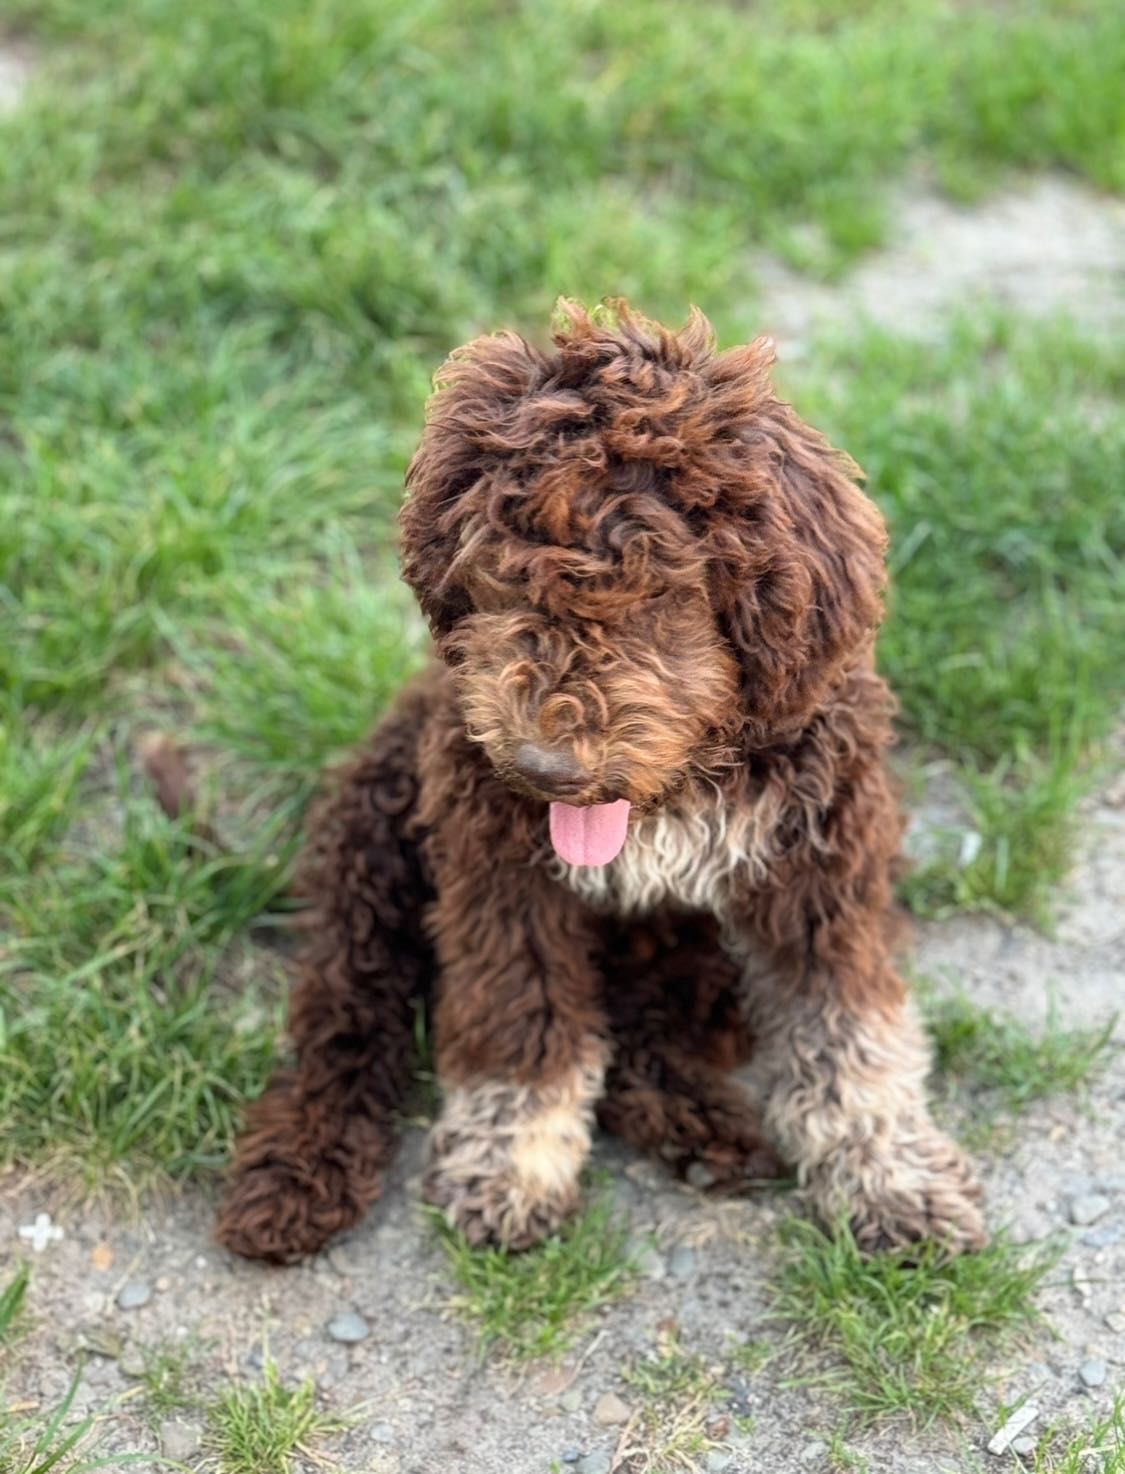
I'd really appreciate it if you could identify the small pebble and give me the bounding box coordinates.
[159,1419,203,1461]
[1081,1222,1123,1248]
[118,1346,148,1378]
[686,1161,718,1191]
[668,1244,697,1278]
[593,1391,631,1427]
[1079,1359,1107,1389]
[799,1441,827,1465]
[115,1280,152,1311]
[1011,1437,1037,1457]
[630,1241,667,1281]
[1104,1312,1125,1334]
[577,1455,612,1474]
[706,1454,734,1473]
[326,1310,370,1344]
[559,1389,583,1413]
[154,1276,171,1292]
[370,1423,395,1444]
[1069,1193,1111,1226]
[561,1449,582,1466]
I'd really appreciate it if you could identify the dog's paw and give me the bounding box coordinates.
[422,1105,587,1250]
[215,1161,356,1263]
[808,1125,987,1257]
[424,1157,579,1250]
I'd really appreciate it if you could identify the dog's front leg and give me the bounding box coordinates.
[422,857,609,1250]
[738,877,986,1255]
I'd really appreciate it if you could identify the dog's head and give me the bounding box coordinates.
[401,302,886,864]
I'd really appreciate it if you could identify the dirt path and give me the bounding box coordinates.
[756,175,1125,356]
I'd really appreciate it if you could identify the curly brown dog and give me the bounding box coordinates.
[216,302,986,1264]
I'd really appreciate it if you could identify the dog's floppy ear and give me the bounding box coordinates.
[702,340,888,743]
[400,330,546,635]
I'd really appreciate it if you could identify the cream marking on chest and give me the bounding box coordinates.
[557,782,791,916]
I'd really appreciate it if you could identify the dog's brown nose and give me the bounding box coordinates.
[512,743,590,797]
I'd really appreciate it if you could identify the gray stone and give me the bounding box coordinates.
[668,1244,697,1278]
[1069,1193,1112,1226]
[799,1442,827,1465]
[1081,1222,1122,1248]
[593,1391,631,1427]
[706,1454,735,1472]
[686,1161,718,1190]
[115,1280,152,1311]
[118,1345,148,1378]
[371,1423,396,1444]
[630,1241,667,1281]
[1079,1359,1107,1388]
[1011,1437,1037,1457]
[326,1309,370,1344]
[577,1456,612,1474]
[559,1389,582,1413]
[561,1450,582,1466]
[159,1419,203,1461]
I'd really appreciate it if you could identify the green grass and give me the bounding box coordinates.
[204,1360,342,1474]
[432,1198,635,1361]
[134,1342,199,1425]
[925,986,1116,1113]
[620,1335,733,1472]
[1033,1394,1125,1473]
[0,0,1121,1186]
[800,316,1125,922]
[772,1218,1061,1426]
[0,1268,29,1347]
[0,1367,147,1474]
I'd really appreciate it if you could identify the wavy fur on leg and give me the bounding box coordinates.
[751,995,985,1252]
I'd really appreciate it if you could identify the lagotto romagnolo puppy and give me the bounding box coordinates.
[216,301,986,1264]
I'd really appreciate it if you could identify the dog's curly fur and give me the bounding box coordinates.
[216,302,986,1264]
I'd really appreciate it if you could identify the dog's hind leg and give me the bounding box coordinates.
[215,681,435,1264]
[597,917,784,1188]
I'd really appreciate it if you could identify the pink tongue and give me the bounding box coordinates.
[549,799,631,867]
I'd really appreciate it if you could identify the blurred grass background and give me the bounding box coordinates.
[0,0,1122,1183]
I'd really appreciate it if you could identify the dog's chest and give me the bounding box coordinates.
[556,793,777,917]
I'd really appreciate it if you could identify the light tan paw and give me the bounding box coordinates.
[423,1149,579,1250]
[422,1057,603,1250]
[808,1124,988,1256]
